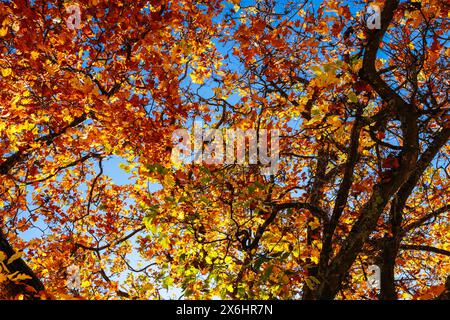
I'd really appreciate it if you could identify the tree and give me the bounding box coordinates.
[0,0,449,300]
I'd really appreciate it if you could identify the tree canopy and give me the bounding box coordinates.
[0,0,449,300]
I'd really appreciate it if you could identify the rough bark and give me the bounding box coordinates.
[0,230,46,299]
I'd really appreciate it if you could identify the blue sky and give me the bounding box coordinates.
[10,0,441,299]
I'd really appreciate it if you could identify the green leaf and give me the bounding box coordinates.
[254,256,271,271]
[262,264,274,281]
[162,276,174,289]
[200,177,210,184]
[305,278,315,290]
[161,237,170,249]
[347,91,358,103]
[310,276,321,284]
[145,163,168,175]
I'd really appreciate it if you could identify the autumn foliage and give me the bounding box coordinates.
[0,0,449,300]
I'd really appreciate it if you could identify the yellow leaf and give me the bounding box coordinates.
[30,51,39,60]
[305,116,321,126]
[7,252,23,265]
[0,274,7,283]
[0,27,7,37]
[190,72,205,85]
[310,65,323,76]
[328,115,341,126]
[310,255,319,264]
[1,68,12,77]
[12,21,20,32]
[119,163,130,173]
[12,273,32,281]
[305,278,315,290]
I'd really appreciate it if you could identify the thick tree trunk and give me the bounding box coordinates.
[436,276,450,300]
[0,230,45,299]
[380,238,399,300]
[302,147,328,300]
